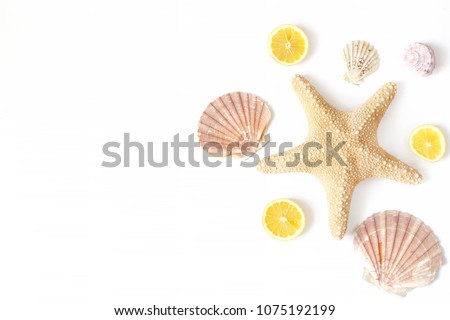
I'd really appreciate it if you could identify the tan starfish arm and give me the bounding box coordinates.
[254,76,422,240]
[365,149,423,185]
[257,144,311,174]
[291,75,336,124]
[322,178,356,240]
[352,82,397,136]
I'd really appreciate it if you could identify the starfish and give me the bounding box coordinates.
[257,75,422,240]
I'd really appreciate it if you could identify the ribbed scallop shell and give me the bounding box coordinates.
[198,92,271,157]
[354,210,443,296]
[403,43,435,76]
[342,40,380,85]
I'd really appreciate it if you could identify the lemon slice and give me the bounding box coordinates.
[268,24,309,65]
[409,124,446,162]
[262,199,306,240]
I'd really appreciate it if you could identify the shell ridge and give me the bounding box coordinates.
[355,227,380,278]
[249,94,257,143]
[392,218,426,277]
[238,92,251,140]
[395,249,441,286]
[254,97,266,142]
[386,212,413,278]
[217,96,245,136]
[234,92,251,140]
[350,42,356,71]
[386,211,409,277]
[385,211,399,279]
[363,56,379,75]
[249,93,256,141]
[253,96,269,143]
[379,211,388,277]
[210,100,243,137]
[366,216,382,277]
[358,224,379,279]
[391,227,431,282]
[342,43,350,70]
[395,232,440,280]
[199,118,241,146]
[198,132,238,153]
[200,113,242,141]
[372,213,384,276]
[198,126,240,146]
[226,93,247,137]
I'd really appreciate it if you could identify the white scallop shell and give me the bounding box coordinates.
[342,40,380,85]
[403,43,435,76]
[198,92,271,157]
[354,210,443,296]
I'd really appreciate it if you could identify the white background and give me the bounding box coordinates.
[1,0,449,319]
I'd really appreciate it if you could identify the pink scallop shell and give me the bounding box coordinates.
[198,92,271,157]
[354,210,443,296]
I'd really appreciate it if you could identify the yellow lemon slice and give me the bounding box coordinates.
[268,24,309,65]
[410,124,446,162]
[262,199,306,240]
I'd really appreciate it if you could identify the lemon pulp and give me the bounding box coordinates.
[268,24,309,65]
[410,124,446,162]
[262,199,305,240]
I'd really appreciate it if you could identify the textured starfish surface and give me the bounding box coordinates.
[257,75,422,239]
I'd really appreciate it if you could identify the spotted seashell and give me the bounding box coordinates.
[403,43,435,76]
[342,40,380,85]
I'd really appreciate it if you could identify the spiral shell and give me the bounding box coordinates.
[403,43,435,76]
[198,92,271,157]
